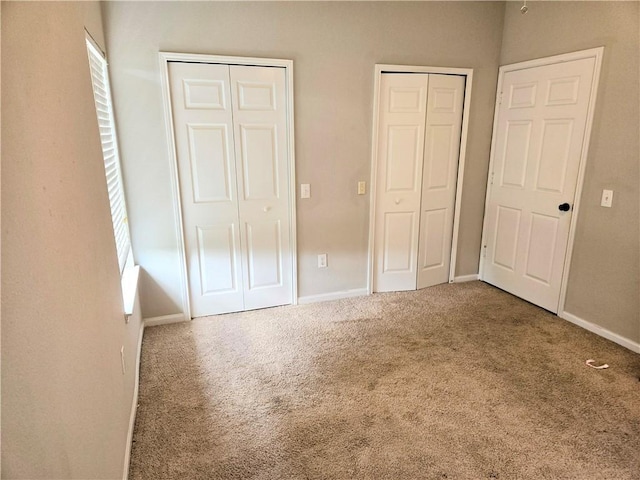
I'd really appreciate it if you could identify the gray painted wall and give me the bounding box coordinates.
[500,1,639,342]
[104,1,638,343]
[103,1,506,317]
[0,2,638,478]
[1,2,143,477]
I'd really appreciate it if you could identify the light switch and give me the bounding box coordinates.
[301,183,311,199]
[601,189,613,208]
[357,181,366,195]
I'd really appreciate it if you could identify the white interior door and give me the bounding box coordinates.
[373,73,464,293]
[482,56,597,312]
[417,74,465,289]
[169,63,243,316]
[169,62,292,317]
[373,73,429,292]
[229,65,292,311]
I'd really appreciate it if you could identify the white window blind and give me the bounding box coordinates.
[86,35,132,273]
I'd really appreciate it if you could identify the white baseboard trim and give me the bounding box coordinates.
[298,288,369,305]
[143,313,189,327]
[453,274,479,283]
[559,311,640,354]
[123,321,145,480]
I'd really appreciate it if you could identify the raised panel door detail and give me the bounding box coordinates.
[546,76,580,106]
[386,125,421,192]
[196,225,239,295]
[501,121,532,188]
[509,82,537,108]
[237,81,276,111]
[432,88,457,113]
[239,125,279,200]
[230,65,292,311]
[187,124,232,203]
[493,206,521,271]
[382,212,416,273]
[536,119,573,193]
[482,55,598,313]
[524,213,558,285]
[417,74,465,290]
[374,73,429,293]
[183,79,226,109]
[171,62,292,317]
[170,62,244,317]
[424,125,454,190]
[420,208,446,269]
[245,220,282,289]
[389,87,424,113]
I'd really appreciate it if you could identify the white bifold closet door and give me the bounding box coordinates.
[168,62,292,317]
[374,73,464,293]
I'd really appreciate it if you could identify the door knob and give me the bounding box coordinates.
[558,202,571,212]
[263,206,271,212]
[395,198,401,205]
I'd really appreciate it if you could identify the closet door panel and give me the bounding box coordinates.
[417,74,465,289]
[373,73,429,292]
[245,219,283,289]
[169,62,244,317]
[230,65,292,311]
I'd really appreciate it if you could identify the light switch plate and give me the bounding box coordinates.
[601,189,613,208]
[318,253,328,268]
[301,183,311,199]
[357,181,366,195]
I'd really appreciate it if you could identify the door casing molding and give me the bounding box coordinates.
[479,47,604,314]
[367,64,474,294]
[158,52,298,319]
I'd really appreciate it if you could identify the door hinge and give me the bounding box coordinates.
[483,245,488,258]
[498,91,503,105]
[490,171,495,185]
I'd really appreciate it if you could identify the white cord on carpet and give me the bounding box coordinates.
[585,359,609,369]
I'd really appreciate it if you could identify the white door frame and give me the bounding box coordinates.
[367,64,474,294]
[159,52,298,319]
[479,47,604,314]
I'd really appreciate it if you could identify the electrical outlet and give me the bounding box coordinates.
[601,189,613,208]
[301,183,311,199]
[318,253,328,268]
[357,181,366,195]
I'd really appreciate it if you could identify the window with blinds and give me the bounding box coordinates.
[86,35,132,274]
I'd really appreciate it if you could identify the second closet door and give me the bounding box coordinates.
[373,73,464,293]
[169,62,291,317]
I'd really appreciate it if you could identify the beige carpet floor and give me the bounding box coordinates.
[129,281,640,479]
